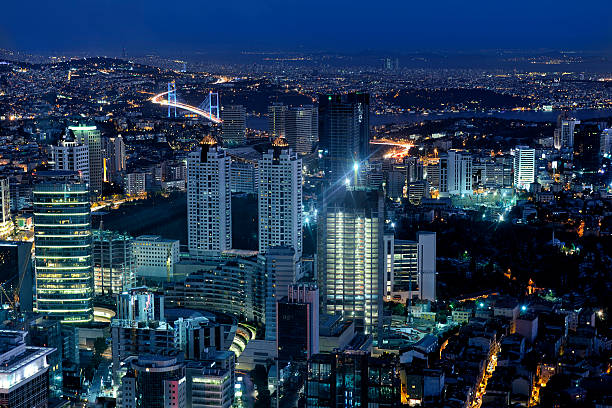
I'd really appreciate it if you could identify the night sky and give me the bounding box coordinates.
[2,0,611,54]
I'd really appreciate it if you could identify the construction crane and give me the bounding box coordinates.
[0,245,32,311]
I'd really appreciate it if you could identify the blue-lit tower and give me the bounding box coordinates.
[168,81,177,118]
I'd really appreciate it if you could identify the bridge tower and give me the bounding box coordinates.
[198,91,220,122]
[167,81,177,118]
[208,91,219,120]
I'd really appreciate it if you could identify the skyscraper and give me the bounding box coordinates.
[512,146,536,190]
[0,177,13,239]
[417,231,436,302]
[68,124,103,195]
[439,150,472,196]
[33,175,93,323]
[557,113,580,149]
[187,136,232,257]
[574,124,602,175]
[600,128,612,157]
[261,247,296,342]
[318,93,370,181]
[258,136,303,258]
[112,135,127,172]
[102,135,126,181]
[286,106,317,155]
[268,102,287,138]
[220,105,246,145]
[317,186,384,336]
[51,131,89,184]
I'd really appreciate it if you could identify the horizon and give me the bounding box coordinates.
[2,0,611,56]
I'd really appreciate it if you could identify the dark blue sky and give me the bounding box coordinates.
[2,0,611,55]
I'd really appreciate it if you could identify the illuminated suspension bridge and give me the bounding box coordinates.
[151,81,222,123]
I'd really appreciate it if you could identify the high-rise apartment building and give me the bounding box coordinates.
[220,105,246,145]
[317,187,384,335]
[102,135,126,181]
[69,124,103,195]
[258,136,303,258]
[92,229,135,295]
[0,177,13,239]
[187,136,232,257]
[512,146,536,190]
[110,135,126,172]
[51,132,89,183]
[439,150,472,196]
[123,172,146,195]
[318,93,370,181]
[33,177,93,323]
[600,128,612,157]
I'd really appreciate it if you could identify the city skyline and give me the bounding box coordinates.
[0,3,610,406]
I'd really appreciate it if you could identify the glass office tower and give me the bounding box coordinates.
[318,92,370,182]
[317,186,384,336]
[34,180,93,323]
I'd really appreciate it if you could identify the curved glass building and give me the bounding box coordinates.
[34,180,93,323]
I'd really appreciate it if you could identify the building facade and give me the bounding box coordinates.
[119,355,186,408]
[306,352,401,407]
[286,106,317,155]
[187,137,232,257]
[318,93,370,182]
[317,187,384,336]
[439,150,472,196]
[131,235,180,281]
[92,229,135,295]
[51,135,89,184]
[33,179,93,323]
[0,331,54,408]
[69,124,103,195]
[258,137,303,259]
[0,177,13,239]
[512,146,535,190]
[220,105,246,145]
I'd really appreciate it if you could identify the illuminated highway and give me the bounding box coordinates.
[370,139,414,159]
[151,91,222,123]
